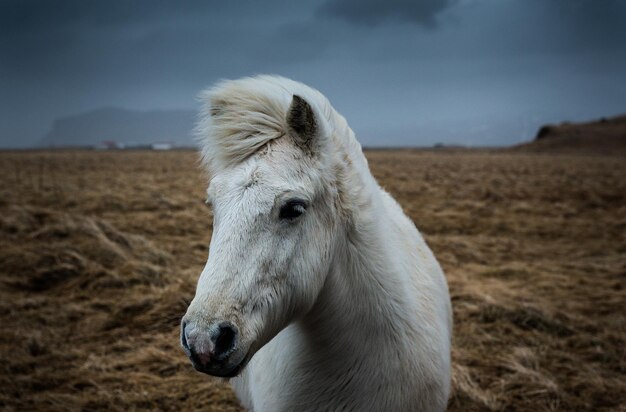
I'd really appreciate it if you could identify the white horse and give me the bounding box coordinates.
[181,75,452,411]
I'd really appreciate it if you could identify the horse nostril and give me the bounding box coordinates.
[212,322,237,360]
[181,321,190,351]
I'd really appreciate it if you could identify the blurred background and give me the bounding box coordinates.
[1,1,625,411]
[1,0,626,149]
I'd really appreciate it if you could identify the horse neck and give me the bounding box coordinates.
[301,142,416,360]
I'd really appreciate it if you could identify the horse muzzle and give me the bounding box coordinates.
[180,319,247,377]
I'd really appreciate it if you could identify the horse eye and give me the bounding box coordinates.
[279,200,307,220]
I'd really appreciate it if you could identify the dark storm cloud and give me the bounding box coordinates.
[318,0,457,27]
[0,1,296,73]
[0,0,222,33]
[550,0,626,50]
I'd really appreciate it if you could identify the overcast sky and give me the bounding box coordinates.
[1,0,625,148]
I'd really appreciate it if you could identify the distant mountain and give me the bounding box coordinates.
[39,107,196,148]
[511,114,626,155]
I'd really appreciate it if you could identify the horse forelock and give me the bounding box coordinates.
[196,75,337,172]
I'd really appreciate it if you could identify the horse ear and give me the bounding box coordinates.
[287,95,318,150]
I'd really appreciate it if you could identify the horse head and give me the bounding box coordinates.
[182,80,343,377]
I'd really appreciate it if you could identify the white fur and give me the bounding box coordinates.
[185,75,452,411]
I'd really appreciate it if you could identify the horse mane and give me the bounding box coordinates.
[195,75,367,173]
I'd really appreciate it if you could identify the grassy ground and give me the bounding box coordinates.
[0,150,624,411]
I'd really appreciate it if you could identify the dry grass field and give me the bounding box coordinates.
[0,149,624,411]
